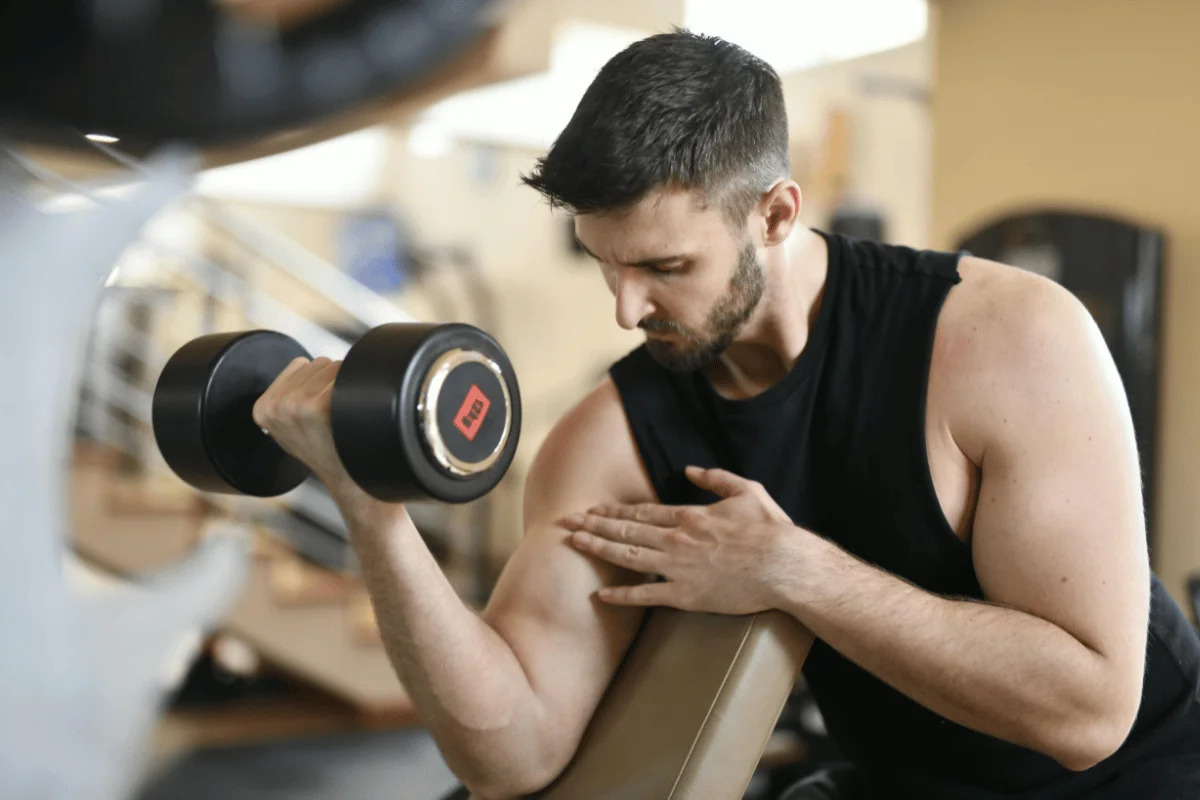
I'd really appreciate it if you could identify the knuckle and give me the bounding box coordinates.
[260,400,282,424]
[300,395,328,416]
[624,544,641,562]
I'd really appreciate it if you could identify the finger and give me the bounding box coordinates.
[597,581,678,608]
[685,465,748,499]
[587,503,687,528]
[569,531,667,574]
[253,357,310,428]
[260,357,311,402]
[562,512,668,548]
[293,358,341,400]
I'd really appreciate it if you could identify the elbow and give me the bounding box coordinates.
[459,738,573,799]
[1039,653,1143,773]
[1053,727,1127,772]
[462,761,563,800]
[1050,696,1140,773]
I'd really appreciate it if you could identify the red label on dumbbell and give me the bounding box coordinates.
[453,385,491,442]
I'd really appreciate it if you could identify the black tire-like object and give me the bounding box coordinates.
[152,329,313,497]
[0,0,496,152]
[331,322,520,503]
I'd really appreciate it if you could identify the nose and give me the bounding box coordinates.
[613,269,654,331]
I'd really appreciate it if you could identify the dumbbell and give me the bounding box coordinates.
[151,323,521,504]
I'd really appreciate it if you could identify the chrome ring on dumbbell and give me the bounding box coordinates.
[417,348,513,478]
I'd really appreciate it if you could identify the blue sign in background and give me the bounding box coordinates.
[339,210,410,294]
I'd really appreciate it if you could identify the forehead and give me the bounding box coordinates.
[574,187,729,252]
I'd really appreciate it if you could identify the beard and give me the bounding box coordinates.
[641,240,765,372]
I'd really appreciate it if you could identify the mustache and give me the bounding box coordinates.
[639,318,688,335]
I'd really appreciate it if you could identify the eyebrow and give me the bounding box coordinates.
[574,238,688,270]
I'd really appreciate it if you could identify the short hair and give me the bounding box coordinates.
[522,28,790,228]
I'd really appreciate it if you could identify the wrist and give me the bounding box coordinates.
[322,472,407,534]
[766,524,837,614]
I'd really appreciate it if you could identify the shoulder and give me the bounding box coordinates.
[526,377,656,517]
[932,256,1117,459]
[940,255,1103,366]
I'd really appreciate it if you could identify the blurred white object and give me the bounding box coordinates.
[0,146,250,800]
[196,125,390,207]
[684,0,927,75]
[408,119,455,159]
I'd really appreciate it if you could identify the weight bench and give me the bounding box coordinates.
[529,609,812,799]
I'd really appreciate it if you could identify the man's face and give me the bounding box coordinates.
[575,187,764,371]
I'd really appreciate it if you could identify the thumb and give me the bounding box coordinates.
[684,466,747,499]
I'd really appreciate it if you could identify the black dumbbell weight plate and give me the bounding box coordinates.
[153,330,313,496]
[331,323,521,504]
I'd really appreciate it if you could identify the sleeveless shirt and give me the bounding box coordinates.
[608,231,1200,798]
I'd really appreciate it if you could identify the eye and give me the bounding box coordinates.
[647,260,687,277]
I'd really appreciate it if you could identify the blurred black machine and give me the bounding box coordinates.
[0,0,499,152]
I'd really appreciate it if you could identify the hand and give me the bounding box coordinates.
[251,356,351,490]
[561,466,799,614]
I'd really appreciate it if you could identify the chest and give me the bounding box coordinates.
[695,368,978,593]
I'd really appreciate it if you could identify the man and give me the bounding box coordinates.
[252,30,1200,799]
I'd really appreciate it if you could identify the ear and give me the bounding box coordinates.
[760,179,802,247]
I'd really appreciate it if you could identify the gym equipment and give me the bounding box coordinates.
[0,0,497,153]
[331,322,516,503]
[530,611,813,799]
[153,330,312,497]
[152,322,520,503]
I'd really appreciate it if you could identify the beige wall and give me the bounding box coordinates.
[930,0,1200,604]
[783,41,931,248]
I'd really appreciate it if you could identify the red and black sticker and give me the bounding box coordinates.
[435,360,507,465]
[453,384,491,442]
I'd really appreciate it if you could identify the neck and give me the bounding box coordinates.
[709,227,829,396]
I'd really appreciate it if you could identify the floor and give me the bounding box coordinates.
[136,728,461,800]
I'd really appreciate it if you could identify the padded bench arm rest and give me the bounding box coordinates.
[529,609,814,800]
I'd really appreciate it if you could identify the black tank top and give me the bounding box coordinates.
[609,231,1200,799]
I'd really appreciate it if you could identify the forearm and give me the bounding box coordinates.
[774,533,1121,769]
[332,481,554,795]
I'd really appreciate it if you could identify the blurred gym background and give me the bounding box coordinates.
[2,0,1199,798]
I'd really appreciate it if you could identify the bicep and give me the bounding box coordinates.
[967,285,1148,666]
[483,380,654,745]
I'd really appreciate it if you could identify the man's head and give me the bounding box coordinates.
[522,30,796,371]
